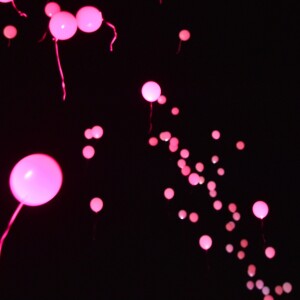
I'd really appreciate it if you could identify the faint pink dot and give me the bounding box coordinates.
[217,168,225,176]
[264,296,274,300]
[207,181,216,191]
[228,203,237,213]
[157,95,167,104]
[232,212,241,221]
[180,148,189,159]
[225,221,235,232]
[282,282,292,293]
[246,281,254,290]
[84,128,93,139]
[211,155,219,164]
[247,264,256,277]
[199,176,205,184]
[159,131,171,142]
[262,286,270,295]
[181,165,191,176]
[209,190,217,198]
[171,107,180,115]
[236,140,245,150]
[178,209,187,220]
[275,286,283,295]
[169,144,178,152]
[177,159,186,169]
[240,239,248,248]
[92,125,103,139]
[213,200,222,211]
[195,162,204,172]
[189,212,199,223]
[237,250,245,260]
[82,145,95,159]
[188,173,200,185]
[211,130,221,140]
[148,137,158,146]
[256,279,264,290]
[164,187,174,200]
[225,244,234,253]
[169,137,179,145]
[265,246,276,259]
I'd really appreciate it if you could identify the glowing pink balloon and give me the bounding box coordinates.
[263,295,274,300]
[265,246,276,259]
[189,212,199,223]
[181,165,191,176]
[45,2,61,17]
[178,209,187,220]
[169,144,178,153]
[0,0,12,2]
[49,11,77,40]
[84,128,93,139]
[90,197,103,213]
[207,181,216,191]
[195,162,204,172]
[247,264,256,277]
[9,153,63,206]
[237,250,245,260]
[211,130,221,140]
[76,6,103,33]
[282,282,292,293]
[252,200,269,219]
[256,279,264,289]
[246,281,255,290]
[225,244,234,253]
[141,81,161,102]
[180,149,189,159]
[217,167,225,176]
[199,235,212,250]
[225,221,235,232]
[199,176,205,184]
[169,137,179,146]
[157,95,167,104]
[209,190,217,198]
[213,200,222,210]
[275,286,283,295]
[3,25,17,39]
[148,137,158,146]
[236,140,245,150]
[228,203,237,213]
[240,239,248,248]
[211,155,219,164]
[232,212,241,221]
[171,107,180,115]
[82,145,95,159]
[159,131,171,142]
[179,29,191,41]
[177,159,186,169]
[262,286,270,295]
[92,125,103,139]
[164,187,174,200]
[188,173,200,186]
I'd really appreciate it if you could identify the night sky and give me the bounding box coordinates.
[0,1,299,299]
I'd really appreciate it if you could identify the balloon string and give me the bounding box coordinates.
[53,38,66,101]
[11,1,27,17]
[260,219,267,248]
[205,250,211,272]
[7,39,11,48]
[38,31,48,43]
[176,40,182,54]
[104,21,117,52]
[148,102,153,134]
[0,203,24,256]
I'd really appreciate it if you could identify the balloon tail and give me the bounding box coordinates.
[7,39,11,48]
[0,203,24,256]
[54,39,66,101]
[105,21,117,52]
[38,31,48,43]
[176,40,182,54]
[11,1,27,17]
[148,103,153,134]
[92,216,98,241]
[261,219,267,247]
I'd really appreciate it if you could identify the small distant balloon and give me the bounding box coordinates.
[207,181,216,191]
[177,159,186,169]
[177,29,190,54]
[169,137,179,146]
[178,209,187,220]
[265,246,276,259]
[84,128,93,139]
[171,107,180,115]
[247,264,256,277]
[252,200,269,219]
[225,221,235,232]
[240,239,248,248]
[199,235,212,250]
[232,212,241,221]
[148,137,158,146]
[256,279,264,290]
[3,25,17,40]
[44,2,61,17]
[189,212,199,223]
[164,187,174,200]
[157,95,167,104]
[282,282,292,294]
[262,286,270,296]
[188,173,200,186]
[236,140,245,150]
[217,167,225,176]
[211,155,219,164]
[225,244,234,253]
[246,281,255,290]
[90,197,103,213]
[141,81,161,102]
[76,6,103,33]
[180,149,189,159]
[237,250,245,260]
[211,130,221,140]
[159,131,171,142]
[209,190,217,198]
[82,145,95,159]
[275,286,283,295]
[181,165,191,176]
[213,200,222,211]
[195,162,204,172]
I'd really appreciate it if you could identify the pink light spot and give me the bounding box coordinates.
[3,25,17,39]
[164,187,174,200]
[169,144,178,153]
[157,95,167,104]
[195,162,204,172]
[217,167,225,176]
[275,286,283,295]
[148,137,158,146]
[169,137,179,146]
[211,155,219,164]
[252,200,269,219]
[225,221,235,232]
[211,130,221,140]
[90,197,103,213]
[228,203,237,213]
[209,190,217,198]
[159,131,171,142]
[240,239,248,248]
[207,181,216,191]
[213,200,222,210]
[188,173,200,186]
[181,165,191,176]
[232,212,241,221]
[179,29,191,41]
[180,149,189,159]
[247,264,256,277]
[82,145,95,159]
[177,159,186,169]
[92,125,103,139]
[45,2,61,17]
[256,279,264,290]
[84,128,93,139]
[237,250,245,260]
[76,6,103,33]
[282,282,292,293]
[263,296,274,300]
[225,244,234,253]
[199,235,212,250]
[171,107,180,115]
[265,246,276,259]
[178,210,187,220]
[199,176,205,184]
[262,286,270,295]
[246,281,255,290]
[141,81,161,102]
[189,212,199,223]
[236,140,245,150]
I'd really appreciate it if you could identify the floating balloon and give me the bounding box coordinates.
[256,279,264,290]
[90,197,104,213]
[171,107,179,115]
[91,125,104,139]
[82,145,95,159]
[148,137,158,146]
[217,167,225,176]
[141,81,161,102]
[237,250,245,260]
[252,200,269,219]
[157,95,167,104]
[195,162,204,172]
[211,130,221,140]
[3,25,17,39]
[44,2,61,17]
[177,29,190,54]
[213,200,222,211]
[246,281,255,290]
[225,244,234,253]
[282,282,292,293]
[76,6,103,33]
[178,209,187,220]
[199,235,212,250]
[240,239,248,248]
[262,286,270,295]
[189,212,199,223]
[177,159,186,169]
[84,128,93,139]
[247,264,256,277]
[265,246,276,259]
[180,149,189,159]
[164,187,174,200]
[236,140,245,150]
[159,131,171,142]
[211,155,219,164]
[188,173,200,186]
[49,11,77,40]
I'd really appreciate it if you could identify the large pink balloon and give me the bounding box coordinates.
[9,153,63,206]
[44,2,61,18]
[49,11,77,40]
[141,81,161,102]
[76,6,103,33]
[3,25,17,39]
[199,235,212,250]
[252,200,269,219]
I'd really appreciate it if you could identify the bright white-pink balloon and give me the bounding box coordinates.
[90,197,103,213]
[159,131,171,142]
[82,145,95,159]
[141,81,161,102]
[9,153,63,206]
[179,29,190,41]
[164,187,174,200]
[3,25,17,39]
[0,0,12,3]
[45,2,61,17]
[188,173,200,186]
[282,282,292,293]
[199,235,212,250]
[178,209,187,220]
[265,246,276,259]
[211,155,219,164]
[92,125,103,139]
[49,11,77,40]
[252,200,269,219]
[180,149,189,158]
[76,6,103,33]
[247,264,256,277]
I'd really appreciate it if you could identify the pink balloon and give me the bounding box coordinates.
[225,244,234,253]
[9,153,63,206]
[148,137,158,146]
[217,167,225,176]
[189,212,199,223]
[211,155,219,164]
[240,239,248,248]
[199,235,212,250]
[282,282,292,293]
[82,145,95,159]
[84,128,93,139]
[209,190,217,198]
[213,200,222,211]
[141,81,161,102]
[169,143,178,153]
[179,29,190,41]
[164,187,174,200]
[76,6,103,33]
[169,137,179,146]
[180,149,189,158]
[252,200,269,219]
[157,95,167,104]
[265,246,276,259]
[181,165,191,176]
[159,131,171,142]
[0,0,12,3]
[262,286,270,296]
[90,197,103,213]
[232,212,241,221]
[256,279,264,289]
[178,209,187,220]
[177,158,186,169]
[246,281,254,290]
[188,173,200,186]
[211,130,221,140]
[237,250,245,260]
[263,296,274,300]
[49,11,77,40]
[199,176,205,184]
[275,286,283,295]
[207,181,216,191]
[195,162,204,172]
[171,107,180,115]
[225,221,235,232]
[3,25,17,39]
[247,264,256,277]
[44,2,61,17]
[92,125,104,139]
[228,203,237,213]
[236,140,245,150]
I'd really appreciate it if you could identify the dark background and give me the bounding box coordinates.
[0,1,299,299]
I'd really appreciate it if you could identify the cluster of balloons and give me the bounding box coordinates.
[82,125,104,159]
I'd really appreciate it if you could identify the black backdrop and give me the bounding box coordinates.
[0,1,299,299]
